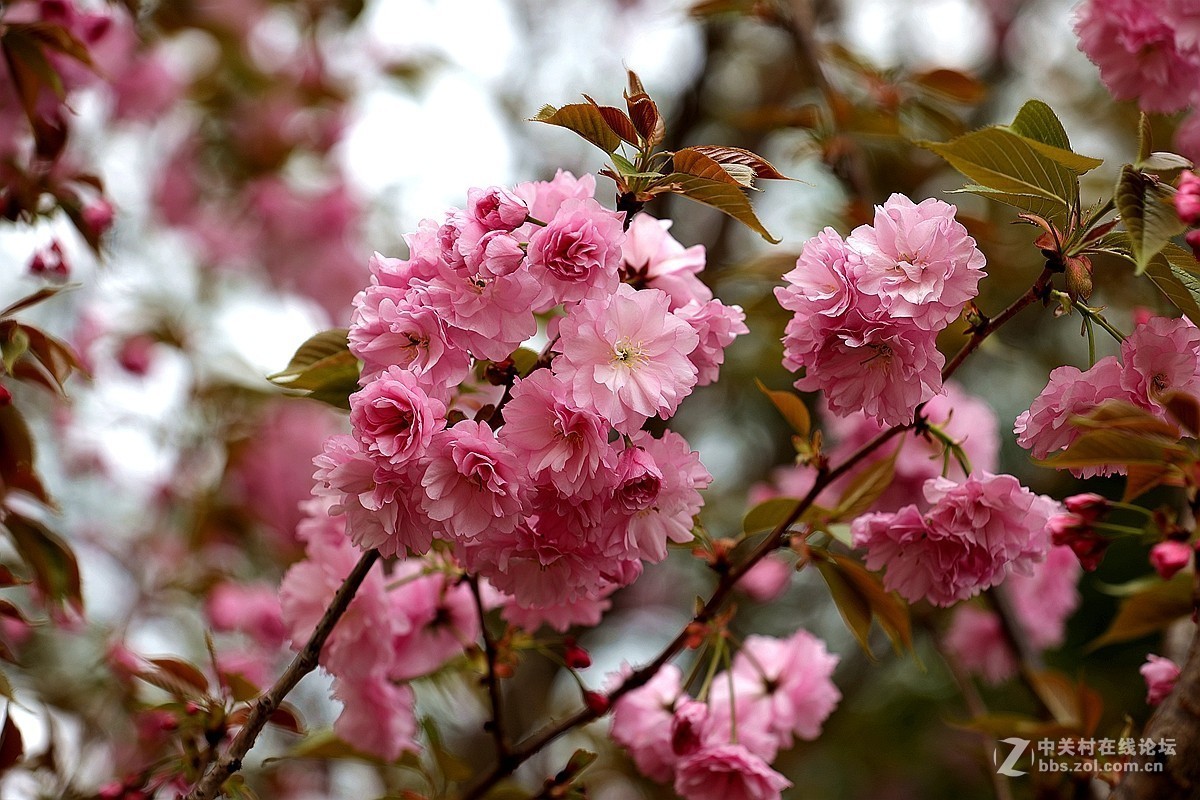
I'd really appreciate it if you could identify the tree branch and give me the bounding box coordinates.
[182,548,381,800]
[468,574,511,762]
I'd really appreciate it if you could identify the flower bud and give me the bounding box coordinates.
[1063,493,1109,521]
[1176,170,1200,226]
[583,690,609,715]
[1149,540,1193,580]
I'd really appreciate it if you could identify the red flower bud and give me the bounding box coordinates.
[583,690,609,715]
[1149,540,1193,581]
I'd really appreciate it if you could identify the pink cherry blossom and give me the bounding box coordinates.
[722,630,841,750]
[737,554,793,602]
[674,299,749,386]
[206,582,286,648]
[466,185,528,231]
[527,197,625,308]
[350,366,446,470]
[348,282,471,389]
[607,431,711,563]
[847,195,986,330]
[555,284,699,432]
[852,473,1053,606]
[388,564,479,680]
[423,269,539,361]
[790,310,944,427]
[512,170,597,222]
[1014,356,1139,475]
[1120,316,1200,412]
[1141,654,1181,706]
[775,228,859,330]
[610,664,683,782]
[312,434,436,556]
[673,744,791,800]
[1074,0,1200,114]
[621,214,712,309]
[496,371,614,498]
[501,586,614,632]
[331,674,419,761]
[420,420,526,540]
[1176,171,1200,226]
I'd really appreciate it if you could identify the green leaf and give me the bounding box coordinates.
[1136,112,1153,165]
[1116,165,1187,274]
[755,379,810,437]
[815,552,913,658]
[742,497,804,536]
[1037,427,1190,471]
[828,445,901,522]
[531,103,621,154]
[1144,250,1200,326]
[1089,576,1193,650]
[1139,152,1193,172]
[918,100,1100,222]
[268,329,360,410]
[2,514,80,611]
[661,172,779,243]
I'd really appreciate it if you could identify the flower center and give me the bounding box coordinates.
[612,338,648,368]
[861,343,894,368]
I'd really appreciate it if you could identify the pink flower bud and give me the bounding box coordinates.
[563,636,591,669]
[0,385,10,407]
[467,186,528,231]
[1048,512,1109,571]
[1063,493,1109,521]
[583,690,609,715]
[83,198,115,238]
[117,335,155,375]
[1149,540,1193,580]
[1177,171,1200,226]
[1141,654,1180,706]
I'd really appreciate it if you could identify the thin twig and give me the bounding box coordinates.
[468,574,510,761]
[182,549,381,800]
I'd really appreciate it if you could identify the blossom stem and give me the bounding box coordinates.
[468,574,511,760]
[182,549,381,800]
[941,268,1053,382]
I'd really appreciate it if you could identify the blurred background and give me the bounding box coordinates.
[0,0,1188,797]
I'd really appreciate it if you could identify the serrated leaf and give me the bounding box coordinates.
[531,103,621,154]
[672,148,742,186]
[1145,251,1200,326]
[661,172,779,243]
[755,379,810,436]
[583,96,639,145]
[269,329,360,410]
[1089,577,1193,650]
[688,145,792,180]
[2,514,80,611]
[919,100,1100,222]
[1116,165,1187,274]
[828,445,901,522]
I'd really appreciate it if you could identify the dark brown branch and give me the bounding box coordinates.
[468,574,510,761]
[182,549,381,800]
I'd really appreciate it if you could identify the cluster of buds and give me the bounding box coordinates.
[1048,493,1112,571]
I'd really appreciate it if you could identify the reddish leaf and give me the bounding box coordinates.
[0,285,74,318]
[689,145,793,180]
[1089,577,1193,650]
[2,513,80,611]
[1161,390,1200,437]
[624,70,664,147]
[660,172,779,243]
[909,68,987,104]
[267,703,306,735]
[531,103,621,154]
[672,148,743,186]
[0,405,49,504]
[583,95,639,145]
[755,379,811,437]
[149,657,210,694]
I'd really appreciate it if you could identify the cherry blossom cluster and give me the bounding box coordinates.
[851,472,1057,607]
[313,171,746,630]
[1015,315,1200,475]
[610,628,840,800]
[1073,0,1200,117]
[775,195,985,426]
